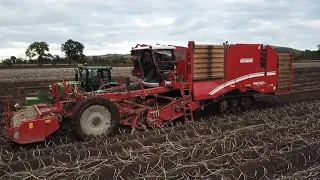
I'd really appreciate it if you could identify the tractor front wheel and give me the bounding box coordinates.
[71,97,120,141]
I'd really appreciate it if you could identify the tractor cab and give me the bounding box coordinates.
[75,64,118,92]
[131,44,183,87]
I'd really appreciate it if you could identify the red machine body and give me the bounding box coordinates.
[3,41,293,145]
[192,44,291,100]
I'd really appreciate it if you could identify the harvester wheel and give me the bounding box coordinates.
[240,97,252,111]
[71,96,120,141]
[230,99,241,113]
[218,99,230,114]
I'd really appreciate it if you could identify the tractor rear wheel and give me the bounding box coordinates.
[71,96,120,141]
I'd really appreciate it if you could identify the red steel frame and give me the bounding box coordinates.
[3,41,294,145]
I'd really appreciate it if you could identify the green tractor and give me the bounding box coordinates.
[25,64,120,106]
[75,64,119,91]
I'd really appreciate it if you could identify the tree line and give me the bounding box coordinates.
[1,39,131,66]
[272,45,320,61]
[292,45,320,61]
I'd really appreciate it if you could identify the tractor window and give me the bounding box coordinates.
[102,71,108,78]
[88,70,98,80]
[81,70,86,79]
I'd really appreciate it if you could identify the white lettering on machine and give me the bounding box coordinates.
[240,58,253,63]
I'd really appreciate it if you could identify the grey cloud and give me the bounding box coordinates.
[0,0,319,59]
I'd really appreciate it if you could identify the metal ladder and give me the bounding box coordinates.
[260,45,267,71]
[180,84,194,121]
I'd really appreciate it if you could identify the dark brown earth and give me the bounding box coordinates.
[0,66,320,179]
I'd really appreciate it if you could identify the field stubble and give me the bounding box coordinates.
[0,66,320,179]
[0,67,138,83]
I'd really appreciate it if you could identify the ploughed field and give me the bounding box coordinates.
[0,64,320,179]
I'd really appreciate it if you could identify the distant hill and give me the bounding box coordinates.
[104,53,130,57]
[271,46,302,53]
[271,46,319,61]
[86,54,130,59]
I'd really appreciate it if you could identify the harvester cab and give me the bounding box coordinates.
[130,44,185,88]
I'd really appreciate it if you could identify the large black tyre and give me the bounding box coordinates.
[71,96,120,141]
[218,99,231,115]
[240,97,252,111]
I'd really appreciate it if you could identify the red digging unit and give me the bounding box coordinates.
[3,41,293,145]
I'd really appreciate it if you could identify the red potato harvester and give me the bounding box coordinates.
[3,41,293,145]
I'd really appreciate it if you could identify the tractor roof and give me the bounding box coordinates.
[131,44,176,51]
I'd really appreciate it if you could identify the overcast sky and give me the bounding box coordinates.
[0,0,319,59]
